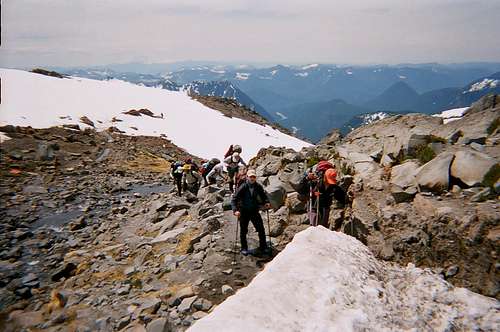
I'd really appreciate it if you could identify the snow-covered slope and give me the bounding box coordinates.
[0,69,311,160]
[189,227,499,332]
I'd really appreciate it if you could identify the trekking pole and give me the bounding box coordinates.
[266,209,272,252]
[232,215,239,265]
[315,192,320,227]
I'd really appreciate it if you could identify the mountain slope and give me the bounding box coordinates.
[364,81,420,111]
[0,69,311,160]
[276,99,371,142]
[183,80,274,121]
[189,227,499,331]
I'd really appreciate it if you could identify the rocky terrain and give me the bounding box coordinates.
[0,126,277,331]
[0,94,498,331]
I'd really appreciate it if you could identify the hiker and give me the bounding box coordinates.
[234,166,248,190]
[224,152,246,193]
[201,158,221,186]
[170,160,185,196]
[206,160,224,186]
[184,157,199,172]
[182,164,202,195]
[297,161,345,228]
[224,144,242,159]
[231,169,271,255]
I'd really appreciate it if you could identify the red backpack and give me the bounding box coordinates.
[316,160,334,174]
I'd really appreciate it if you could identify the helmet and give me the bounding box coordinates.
[324,168,337,185]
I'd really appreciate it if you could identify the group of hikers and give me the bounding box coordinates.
[170,144,345,256]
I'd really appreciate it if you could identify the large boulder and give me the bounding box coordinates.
[265,178,287,210]
[416,152,455,193]
[286,192,307,214]
[390,161,419,189]
[450,150,498,187]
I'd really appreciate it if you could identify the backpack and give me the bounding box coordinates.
[316,160,334,174]
[224,145,234,158]
[235,168,248,189]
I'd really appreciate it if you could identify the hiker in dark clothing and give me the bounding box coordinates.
[231,169,271,255]
[200,158,221,187]
[297,162,345,228]
[170,161,184,196]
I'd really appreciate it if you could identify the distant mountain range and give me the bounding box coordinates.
[54,63,500,142]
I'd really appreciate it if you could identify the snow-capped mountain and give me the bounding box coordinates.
[340,111,396,135]
[0,69,311,160]
[59,69,273,120]
[189,227,499,331]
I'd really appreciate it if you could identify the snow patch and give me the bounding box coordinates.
[210,69,226,74]
[433,107,469,124]
[465,78,499,93]
[275,112,288,120]
[270,69,278,76]
[189,227,499,332]
[399,75,407,79]
[294,72,309,77]
[0,69,311,161]
[301,64,319,70]
[235,72,250,80]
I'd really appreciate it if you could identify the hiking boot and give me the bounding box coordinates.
[240,249,250,256]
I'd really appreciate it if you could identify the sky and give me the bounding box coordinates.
[1,0,500,68]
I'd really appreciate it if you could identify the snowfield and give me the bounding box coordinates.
[189,227,499,332]
[0,69,311,160]
[433,107,469,124]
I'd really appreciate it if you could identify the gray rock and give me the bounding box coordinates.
[116,315,131,330]
[471,187,491,202]
[470,142,485,152]
[146,318,169,332]
[380,154,394,167]
[168,286,195,307]
[178,296,197,313]
[390,184,417,203]
[193,298,213,312]
[416,152,454,193]
[116,284,131,296]
[36,142,55,161]
[157,209,187,235]
[221,285,234,295]
[390,161,419,189]
[286,192,306,214]
[450,150,497,187]
[192,311,208,320]
[139,297,161,315]
[151,227,186,244]
[265,178,287,210]
[445,265,459,278]
[268,207,288,237]
[124,266,136,277]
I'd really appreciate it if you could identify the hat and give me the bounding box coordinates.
[183,164,191,171]
[247,169,257,177]
[324,168,337,185]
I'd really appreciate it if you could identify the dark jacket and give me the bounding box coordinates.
[297,175,345,208]
[231,181,269,213]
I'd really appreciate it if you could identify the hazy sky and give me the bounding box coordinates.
[1,0,500,67]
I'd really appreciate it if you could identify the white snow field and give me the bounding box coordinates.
[433,107,470,124]
[189,227,499,332]
[0,69,311,160]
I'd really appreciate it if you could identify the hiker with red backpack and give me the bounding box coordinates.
[224,152,247,193]
[296,160,346,228]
